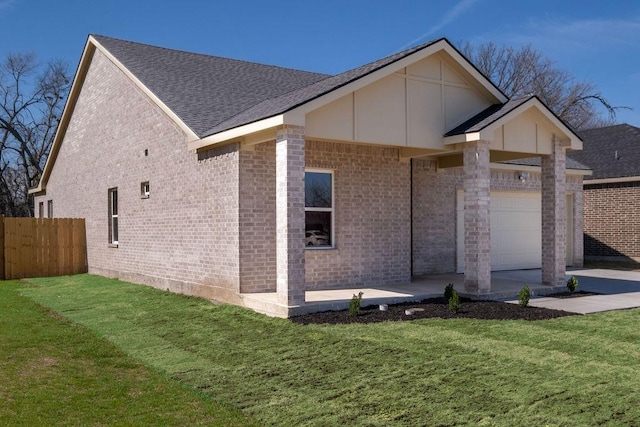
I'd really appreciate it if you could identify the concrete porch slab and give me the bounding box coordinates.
[241,269,562,318]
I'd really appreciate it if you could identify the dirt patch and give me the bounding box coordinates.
[291,297,576,325]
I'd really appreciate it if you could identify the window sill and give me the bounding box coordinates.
[108,243,119,248]
[305,246,336,250]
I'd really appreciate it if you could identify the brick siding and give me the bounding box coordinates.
[35,49,242,303]
[583,181,640,259]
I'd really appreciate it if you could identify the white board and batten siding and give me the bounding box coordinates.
[305,54,492,149]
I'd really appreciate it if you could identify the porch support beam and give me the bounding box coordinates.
[463,140,491,293]
[541,137,567,286]
[275,125,306,306]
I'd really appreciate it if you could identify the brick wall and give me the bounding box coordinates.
[583,181,640,259]
[304,140,411,289]
[238,142,277,292]
[35,49,242,303]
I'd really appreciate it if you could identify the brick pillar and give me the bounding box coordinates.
[573,188,584,268]
[276,126,306,306]
[463,140,491,293]
[541,138,567,286]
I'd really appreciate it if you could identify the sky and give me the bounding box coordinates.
[1,0,639,127]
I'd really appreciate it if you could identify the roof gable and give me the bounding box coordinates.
[444,96,582,152]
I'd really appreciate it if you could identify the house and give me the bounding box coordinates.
[31,35,588,317]
[568,124,640,262]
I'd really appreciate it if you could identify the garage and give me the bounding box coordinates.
[456,191,573,272]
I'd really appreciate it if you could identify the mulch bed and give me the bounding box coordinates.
[291,297,577,325]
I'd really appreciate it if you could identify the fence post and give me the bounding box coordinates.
[0,216,4,280]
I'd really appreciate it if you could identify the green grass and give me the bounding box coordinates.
[0,280,257,426]
[18,274,640,426]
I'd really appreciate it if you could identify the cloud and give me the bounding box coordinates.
[498,17,640,55]
[398,0,480,50]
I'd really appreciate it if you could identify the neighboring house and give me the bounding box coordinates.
[31,35,587,317]
[569,124,640,262]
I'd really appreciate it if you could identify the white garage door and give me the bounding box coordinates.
[456,191,542,272]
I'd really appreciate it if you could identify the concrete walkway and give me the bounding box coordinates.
[506,268,640,314]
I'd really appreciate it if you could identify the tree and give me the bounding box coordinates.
[459,41,624,130]
[0,53,69,216]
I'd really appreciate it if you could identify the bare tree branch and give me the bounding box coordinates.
[0,53,69,216]
[459,41,630,130]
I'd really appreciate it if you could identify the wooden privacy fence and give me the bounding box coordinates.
[0,217,87,280]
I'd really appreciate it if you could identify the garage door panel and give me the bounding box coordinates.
[457,191,542,272]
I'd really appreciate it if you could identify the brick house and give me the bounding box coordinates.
[32,35,587,316]
[568,124,640,262]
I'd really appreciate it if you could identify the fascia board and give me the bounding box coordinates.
[443,132,481,145]
[30,38,96,195]
[189,115,284,151]
[586,175,640,184]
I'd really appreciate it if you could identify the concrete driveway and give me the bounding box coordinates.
[513,268,640,314]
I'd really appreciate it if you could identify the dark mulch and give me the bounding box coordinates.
[550,291,601,299]
[291,297,577,325]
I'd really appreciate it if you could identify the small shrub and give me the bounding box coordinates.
[518,286,530,308]
[349,292,363,316]
[444,283,455,301]
[448,289,460,313]
[567,276,579,293]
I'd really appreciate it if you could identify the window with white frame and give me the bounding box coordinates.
[305,170,333,248]
[141,181,150,198]
[108,188,118,245]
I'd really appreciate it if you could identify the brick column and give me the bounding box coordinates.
[573,188,584,268]
[541,138,566,286]
[463,140,491,293]
[276,126,306,306]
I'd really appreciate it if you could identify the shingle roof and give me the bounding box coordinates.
[444,96,531,136]
[92,35,329,137]
[568,124,640,180]
[93,35,445,139]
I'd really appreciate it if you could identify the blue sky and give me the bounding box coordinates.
[2,0,639,126]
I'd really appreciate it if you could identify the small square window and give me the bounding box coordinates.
[141,181,150,198]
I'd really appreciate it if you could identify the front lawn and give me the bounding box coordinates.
[18,274,640,426]
[0,280,256,426]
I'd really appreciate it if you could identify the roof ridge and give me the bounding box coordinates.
[91,34,330,79]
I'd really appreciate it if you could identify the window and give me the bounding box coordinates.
[305,170,333,248]
[47,200,53,218]
[141,181,150,198]
[38,202,44,218]
[108,188,118,245]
